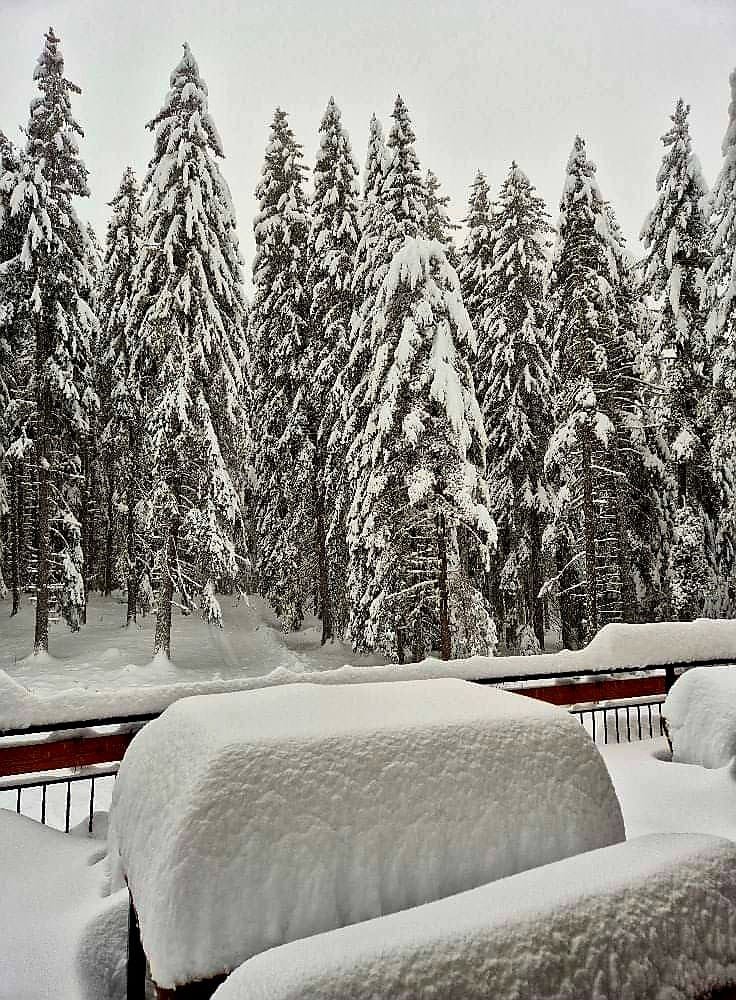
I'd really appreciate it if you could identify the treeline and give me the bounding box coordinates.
[0,30,735,663]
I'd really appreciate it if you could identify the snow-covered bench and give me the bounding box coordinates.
[110,678,623,994]
[664,665,736,768]
[212,833,736,1000]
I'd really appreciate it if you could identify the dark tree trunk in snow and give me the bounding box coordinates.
[437,511,451,661]
[126,428,140,625]
[529,509,544,650]
[10,462,21,617]
[80,441,91,625]
[153,506,178,658]
[34,391,51,655]
[580,434,599,640]
[315,476,333,645]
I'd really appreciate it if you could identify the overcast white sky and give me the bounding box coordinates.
[1,0,734,286]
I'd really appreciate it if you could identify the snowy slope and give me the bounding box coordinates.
[109,680,623,989]
[664,665,736,768]
[212,833,736,1000]
[1,596,735,730]
[0,809,127,1000]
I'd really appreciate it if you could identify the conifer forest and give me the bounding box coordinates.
[2,28,736,665]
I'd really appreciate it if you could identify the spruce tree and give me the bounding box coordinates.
[299,98,360,642]
[483,163,552,651]
[324,113,390,637]
[339,97,432,649]
[249,108,311,630]
[457,171,497,410]
[346,238,496,661]
[546,137,633,642]
[424,167,459,260]
[705,68,736,602]
[0,131,34,616]
[12,28,97,651]
[130,44,248,656]
[99,167,143,622]
[639,100,716,619]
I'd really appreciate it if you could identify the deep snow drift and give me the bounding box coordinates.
[0,809,127,1000]
[110,679,623,988]
[664,665,736,767]
[212,833,736,1000]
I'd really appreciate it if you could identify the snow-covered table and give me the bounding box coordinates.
[111,678,624,995]
[664,665,736,768]
[211,833,736,1000]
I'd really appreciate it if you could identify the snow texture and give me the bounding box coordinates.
[601,736,736,842]
[213,833,736,1000]
[3,615,736,731]
[664,665,736,768]
[109,679,623,989]
[0,809,127,1000]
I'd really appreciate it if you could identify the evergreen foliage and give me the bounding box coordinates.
[11,28,97,650]
[130,43,248,656]
[346,238,496,661]
[482,163,553,650]
[639,100,716,619]
[249,107,311,631]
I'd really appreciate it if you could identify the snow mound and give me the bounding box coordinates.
[0,669,34,727]
[213,834,736,1000]
[0,809,128,1000]
[664,665,736,767]
[110,679,623,989]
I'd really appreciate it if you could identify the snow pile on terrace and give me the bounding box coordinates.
[213,834,736,1000]
[110,679,623,990]
[665,665,736,767]
[0,809,128,1000]
[4,615,736,732]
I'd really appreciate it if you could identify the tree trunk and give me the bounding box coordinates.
[104,463,114,598]
[528,508,544,650]
[79,441,90,626]
[315,476,333,645]
[437,511,451,660]
[10,461,21,617]
[34,400,51,654]
[153,489,179,658]
[580,433,599,640]
[556,537,576,650]
[395,625,405,664]
[126,428,140,625]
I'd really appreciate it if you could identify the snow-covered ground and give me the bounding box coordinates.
[601,736,736,842]
[2,593,736,730]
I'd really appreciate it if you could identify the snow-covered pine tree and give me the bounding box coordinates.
[323,113,390,638]
[0,130,33,615]
[98,167,143,622]
[546,137,634,643]
[11,28,97,651]
[424,167,459,262]
[482,162,552,651]
[457,170,497,411]
[249,108,311,631]
[639,100,716,619]
[79,223,104,622]
[705,68,736,606]
[130,43,248,656]
[346,238,496,661]
[298,98,360,643]
[340,96,434,650]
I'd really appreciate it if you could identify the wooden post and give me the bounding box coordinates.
[127,893,147,1000]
